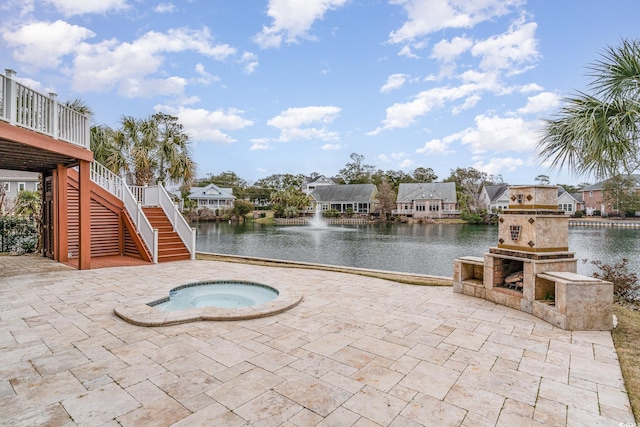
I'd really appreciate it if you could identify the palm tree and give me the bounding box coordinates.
[538,39,640,178]
[90,113,196,188]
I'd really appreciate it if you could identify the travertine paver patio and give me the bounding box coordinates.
[0,255,634,426]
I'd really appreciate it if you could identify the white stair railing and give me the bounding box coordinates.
[130,183,196,260]
[89,162,158,263]
[154,184,196,259]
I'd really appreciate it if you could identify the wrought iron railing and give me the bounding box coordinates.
[0,69,89,149]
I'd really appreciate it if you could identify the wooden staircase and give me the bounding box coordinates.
[142,207,191,262]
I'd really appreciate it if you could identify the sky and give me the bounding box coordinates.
[2,0,640,186]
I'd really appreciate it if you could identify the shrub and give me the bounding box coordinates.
[573,210,584,218]
[584,258,639,302]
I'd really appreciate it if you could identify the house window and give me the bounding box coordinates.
[559,203,573,212]
[18,182,26,192]
[34,182,39,191]
[589,191,593,197]
[416,203,425,211]
[428,202,439,211]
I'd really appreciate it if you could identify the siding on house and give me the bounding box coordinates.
[310,184,378,214]
[581,174,640,215]
[0,169,40,214]
[187,183,235,209]
[394,182,458,218]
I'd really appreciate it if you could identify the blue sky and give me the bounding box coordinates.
[2,0,639,186]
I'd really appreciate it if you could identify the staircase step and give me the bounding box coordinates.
[141,206,191,262]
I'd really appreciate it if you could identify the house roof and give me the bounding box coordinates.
[482,185,509,203]
[397,182,457,203]
[305,175,336,184]
[310,184,377,203]
[582,174,640,191]
[0,169,40,180]
[187,183,235,200]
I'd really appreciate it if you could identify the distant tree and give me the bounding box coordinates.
[232,200,253,222]
[445,167,494,211]
[556,183,585,193]
[338,153,375,184]
[534,174,551,185]
[602,174,640,217]
[375,179,397,218]
[269,188,310,217]
[371,169,414,190]
[254,173,305,191]
[412,167,438,183]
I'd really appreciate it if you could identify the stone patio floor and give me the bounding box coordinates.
[0,255,634,426]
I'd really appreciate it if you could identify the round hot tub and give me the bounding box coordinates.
[151,281,279,311]
[114,280,302,326]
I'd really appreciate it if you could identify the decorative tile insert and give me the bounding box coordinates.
[528,217,535,224]
[509,225,521,241]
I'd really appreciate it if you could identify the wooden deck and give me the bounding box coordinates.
[64,255,151,269]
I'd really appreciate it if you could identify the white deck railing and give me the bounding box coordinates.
[90,162,158,263]
[1,69,90,149]
[130,184,196,260]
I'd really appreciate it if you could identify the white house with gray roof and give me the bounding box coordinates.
[0,169,40,215]
[187,183,235,210]
[310,184,378,214]
[394,182,458,218]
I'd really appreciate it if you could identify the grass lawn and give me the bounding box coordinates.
[613,304,640,421]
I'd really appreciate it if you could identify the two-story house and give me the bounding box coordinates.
[581,174,640,216]
[479,185,509,212]
[187,183,235,210]
[394,182,458,218]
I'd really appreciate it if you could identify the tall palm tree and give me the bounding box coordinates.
[90,114,196,188]
[538,39,640,178]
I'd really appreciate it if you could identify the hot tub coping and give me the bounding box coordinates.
[115,282,303,326]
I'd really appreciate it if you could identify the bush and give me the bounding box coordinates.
[573,210,584,218]
[584,258,639,302]
[1,216,38,253]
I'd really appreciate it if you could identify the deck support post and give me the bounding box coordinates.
[55,165,69,263]
[78,160,91,270]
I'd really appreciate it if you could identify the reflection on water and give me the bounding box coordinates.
[195,222,640,278]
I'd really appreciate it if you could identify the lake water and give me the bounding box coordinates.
[196,222,640,278]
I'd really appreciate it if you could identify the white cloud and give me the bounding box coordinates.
[473,157,524,175]
[254,0,347,48]
[156,105,254,144]
[471,20,539,74]
[388,0,522,44]
[415,132,460,155]
[398,45,420,59]
[381,74,409,93]
[239,51,259,74]
[322,143,342,150]
[155,2,176,13]
[431,36,473,63]
[377,154,390,163]
[369,83,480,134]
[391,152,408,160]
[194,63,220,85]
[459,114,539,154]
[250,140,272,150]
[519,83,543,93]
[71,27,236,95]
[399,159,414,168]
[517,91,561,114]
[268,106,341,141]
[3,20,95,68]
[43,0,129,16]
